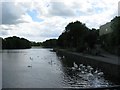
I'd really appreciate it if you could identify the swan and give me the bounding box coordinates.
[81,71,85,74]
[78,64,87,73]
[78,67,81,71]
[94,70,98,74]
[97,72,104,76]
[30,57,33,60]
[94,70,104,78]
[89,67,93,71]
[73,62,78,68]
[79,64,84,67]
[72,62,78,70]
[82,65,86,69]
[80,64,86,71]
[79,64,83,69]
[62,56,65,58]
[58,56,62,59]
[87,65,92,69]
[72,67,76,70]
[87,72,94,80]
[87,65,94,73]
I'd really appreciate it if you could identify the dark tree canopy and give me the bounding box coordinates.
[57,21,99,52]
[42,39,57,48]
[85,28,99,48]
[31,41,42,46]
[2,36,31,49]
[0,37,2,49]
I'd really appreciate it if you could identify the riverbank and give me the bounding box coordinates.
[54,48,120,84]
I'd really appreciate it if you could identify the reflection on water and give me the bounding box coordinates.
[2,48,114,88]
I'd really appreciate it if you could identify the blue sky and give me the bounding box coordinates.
[0,0,119,42]
[27,9,44,22]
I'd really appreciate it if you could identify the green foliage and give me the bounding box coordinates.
[0,37,2,49]
[2,36,31,49]
[57,21,99,52]
[31,41,42,46]
[42,39,57,48]
[85,29,99,48]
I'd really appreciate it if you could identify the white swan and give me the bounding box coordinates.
[72,62,78,70]
[79,64,84,67]
[62,56,65,58]
[97,72,104,76]
[87,65,92,69]
[73,62,78,68]
[87,72,94,80]
[94,70,98,74]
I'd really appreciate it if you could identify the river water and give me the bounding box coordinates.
[2,47,115,88]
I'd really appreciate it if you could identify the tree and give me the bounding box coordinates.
[58,21,92,52]
[57,32,68,48]
[2,36,31,49]
[31,41,42,46]
[85,28,99,49]
[0,37,3,49]
[42,39,57,48]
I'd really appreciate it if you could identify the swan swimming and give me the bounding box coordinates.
[73,62,78,68]
[30,57,33,60]
[72,62,78,70]
[97,72,104,76]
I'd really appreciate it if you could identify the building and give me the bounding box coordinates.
[99,22,113,36]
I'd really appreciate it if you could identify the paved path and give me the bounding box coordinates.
[81,53,120,65]
[57,49,120,66]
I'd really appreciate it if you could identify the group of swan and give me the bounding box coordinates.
[72,62,104,79]
[58,55,65,60]
[66,62,110,87]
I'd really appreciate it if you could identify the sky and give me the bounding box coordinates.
[0,0,119,42]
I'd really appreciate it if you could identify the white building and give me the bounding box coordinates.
[99,22,113,36]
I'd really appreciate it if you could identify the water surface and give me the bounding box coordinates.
[2,48,114,88]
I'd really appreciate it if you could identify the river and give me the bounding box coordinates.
[2,47,115,88]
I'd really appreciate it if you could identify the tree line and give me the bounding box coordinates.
[42,21,99,54]
[42,39,57,48]
[1,16,119,54]
[57,21,99,52]
[43,16,119,55]
[1,36,31,49]
[31,41,42,46]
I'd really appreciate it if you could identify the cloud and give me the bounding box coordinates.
[118,1,120,16]
[0,0,119,42]
[1,2,32,24]
[48,2,75,17]
[0,30,9,36]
